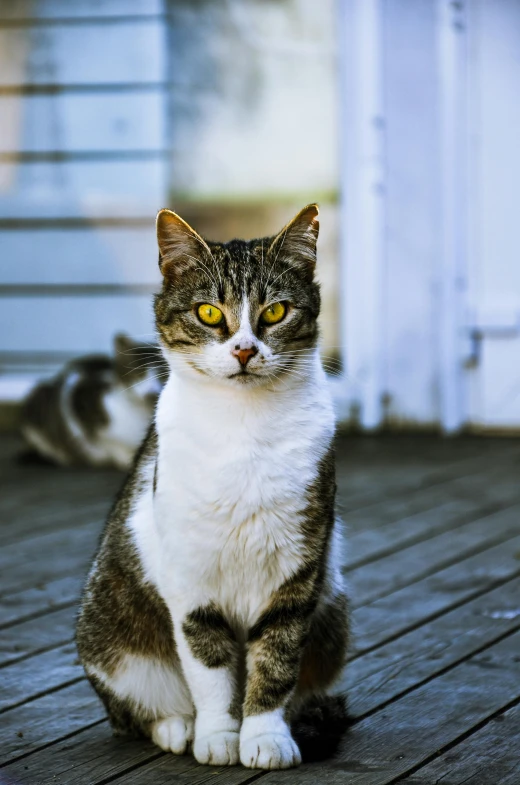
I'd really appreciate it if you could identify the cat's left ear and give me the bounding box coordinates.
[156,208,211,278]
[268,203,319,277]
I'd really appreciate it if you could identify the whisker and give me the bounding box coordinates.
[120,371,169,394]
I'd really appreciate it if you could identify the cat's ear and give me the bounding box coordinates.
[156,209,211,278]
[113,332,134,356]
[268,203,319,277]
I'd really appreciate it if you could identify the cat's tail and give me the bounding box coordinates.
[291,693,350,763]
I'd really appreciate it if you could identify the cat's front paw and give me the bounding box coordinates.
[151,715,194,754]
[194,731,240,766]
[240,732,302,769]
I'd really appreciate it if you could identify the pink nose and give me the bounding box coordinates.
[232,346,258,366]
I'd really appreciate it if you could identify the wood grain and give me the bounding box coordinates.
[398,702,520,784]
[1,435,520,783]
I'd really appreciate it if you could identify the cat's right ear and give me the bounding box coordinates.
[156,209,211,278]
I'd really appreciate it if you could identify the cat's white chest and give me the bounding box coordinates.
[152,374,334,625]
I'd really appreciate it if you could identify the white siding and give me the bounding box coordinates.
[0,92,166,153]
[0,1,168,384]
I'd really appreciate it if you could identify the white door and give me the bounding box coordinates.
[466,0,520,431]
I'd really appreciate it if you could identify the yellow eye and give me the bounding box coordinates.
[197,303,224,326]
[261,301,287,325]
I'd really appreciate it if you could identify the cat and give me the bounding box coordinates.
[21,334,165,470]
[76,204,349,770]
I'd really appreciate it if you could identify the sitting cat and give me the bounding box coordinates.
[21,334,164,470]
[76,204,349,769]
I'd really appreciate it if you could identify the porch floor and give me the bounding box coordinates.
[1,433,519,784]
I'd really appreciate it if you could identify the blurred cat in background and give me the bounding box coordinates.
[20,334,166,470]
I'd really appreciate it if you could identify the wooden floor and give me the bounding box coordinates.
[1,433,520,785]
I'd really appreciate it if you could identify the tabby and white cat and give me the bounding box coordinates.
[76,205,349,769]
[21,334,163,470]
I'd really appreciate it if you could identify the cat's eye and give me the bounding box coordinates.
[261,301,287,325]
[197,303,224,326]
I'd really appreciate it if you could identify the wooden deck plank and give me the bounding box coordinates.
[0,575,83,629]
[0,605,76,667]
[346,499,488,568]
[337,443,520,515]
[345,476,520,567]
[0,466,119,549]
[0,499,111,548]
[0,522,99,577]
[355,534,520,655]
[347,503,520,606]
[0,461,118,521]
[398,702,520,785]
[0,528,99,597]
[343,467,520,534]
[113,756,261,785]
[344,576,520,717]
[0,725,160,785]
[0,681,104,765]
[0,642,81,713]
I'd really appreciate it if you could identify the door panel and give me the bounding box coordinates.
[467,0,520,429]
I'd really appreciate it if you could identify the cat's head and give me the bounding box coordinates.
[154,204,321,388]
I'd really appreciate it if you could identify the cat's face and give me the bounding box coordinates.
[154,205,321,388]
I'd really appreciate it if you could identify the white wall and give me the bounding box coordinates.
[339,0,520,431]
[168,0,339,200]
[166,0,341,360]
[0,0,167,390]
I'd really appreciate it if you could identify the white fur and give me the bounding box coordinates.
[151,715,194,754]
[240,709,301,769]
[102,335,337,767]
[147,349,334,624]
[85,654,193,720]
[56,371,151,469]
[193,731,240,766]
[96,386,152,469]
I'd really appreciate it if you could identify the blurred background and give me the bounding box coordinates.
[0,0,519,434]
[2,5,520,776]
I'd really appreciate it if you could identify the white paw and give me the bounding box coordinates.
[240,732,302,769]
[193,731,240,766]
[151,715,194,754]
